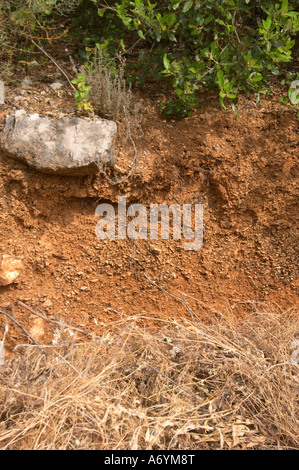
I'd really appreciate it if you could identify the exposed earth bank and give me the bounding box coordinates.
[0,73,298,351]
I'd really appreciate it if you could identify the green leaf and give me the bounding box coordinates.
[264,16,272,30]
[289,88,299,104]
[217,69,224,88]
[231,104,239,116]
[219,96,226,109]
[252,73,263,83]
[223,80,231,92]
[281,0,288,15]
[98,8,107,17]
[163,53,170,70]
[138,30,146,39]
[182,1,193,13]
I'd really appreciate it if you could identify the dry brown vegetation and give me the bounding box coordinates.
[86,50,140,123]
[0,307,298,450]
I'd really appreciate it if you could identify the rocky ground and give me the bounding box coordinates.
[0,54,298,352]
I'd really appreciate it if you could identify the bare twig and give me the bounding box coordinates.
[143,273,200,326]
[277,139,299,154]
[0,307,41,348]
[143,273,182,302]
[31,39,76,91]
[181,293,201,324]
[17,301,102,341]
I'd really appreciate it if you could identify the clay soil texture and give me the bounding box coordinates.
[0,55,298,351]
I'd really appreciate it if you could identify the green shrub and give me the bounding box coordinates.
[1,1,298,119]
[89,0,299,117]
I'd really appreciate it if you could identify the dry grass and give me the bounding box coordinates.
[86,50,140,125]
[0,308,298,450]
[83,49,142,184]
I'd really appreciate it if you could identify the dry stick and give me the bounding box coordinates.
[0,306,10,345]
[0,307,40,348]
[143,273,200,326]
[181,293,201,324]
[50,308,67,343]
[31,39,76,91]
[14,344,59,351]
[36,306,58,336]
[143,273,182,302]
[17,302,102,341]
[277,139,299,154]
